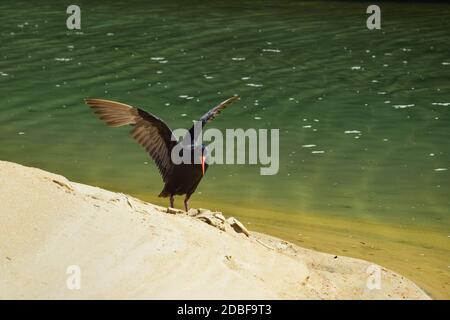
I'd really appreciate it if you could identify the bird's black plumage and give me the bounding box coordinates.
[85,96,239,211]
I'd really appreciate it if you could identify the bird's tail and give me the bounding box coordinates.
[158,190,170,198]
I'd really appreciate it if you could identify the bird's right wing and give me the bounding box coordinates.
[198,95,240,128]
[187,95,240,141]
[85,99,176,182]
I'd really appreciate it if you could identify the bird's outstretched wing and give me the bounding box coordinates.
[85,99,176,182]
[187,95,240,140]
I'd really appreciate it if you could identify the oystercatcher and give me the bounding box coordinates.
[86,96,239,211]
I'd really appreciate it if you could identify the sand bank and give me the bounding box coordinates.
[0,161,430,299]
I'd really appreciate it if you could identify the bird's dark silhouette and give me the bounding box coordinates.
[85,96,239,211]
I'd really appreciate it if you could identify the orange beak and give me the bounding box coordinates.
[201,155,206,176]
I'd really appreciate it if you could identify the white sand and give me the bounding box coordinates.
[0,161,430,299]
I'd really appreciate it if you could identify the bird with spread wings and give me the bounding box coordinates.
[86,95,239,210]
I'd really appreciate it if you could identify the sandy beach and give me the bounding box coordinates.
[0,161,430,299]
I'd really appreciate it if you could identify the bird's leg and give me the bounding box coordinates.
[184,196,190,212]
[169,195,174,208]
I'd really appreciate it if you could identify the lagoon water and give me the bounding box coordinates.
[0,1,449,298]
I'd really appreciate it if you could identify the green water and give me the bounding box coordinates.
[0,1,449,298]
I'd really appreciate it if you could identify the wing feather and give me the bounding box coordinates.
[85,99,176,182]
[187,95,239,140]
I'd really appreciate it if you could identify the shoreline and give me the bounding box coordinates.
[0,160,430,299]
[105,192,448,299]
[213,205,448,300]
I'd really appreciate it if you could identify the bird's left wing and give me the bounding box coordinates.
[85,99,177,183]
[187,95,240,140]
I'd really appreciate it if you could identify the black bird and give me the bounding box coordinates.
[85,96,239,211]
